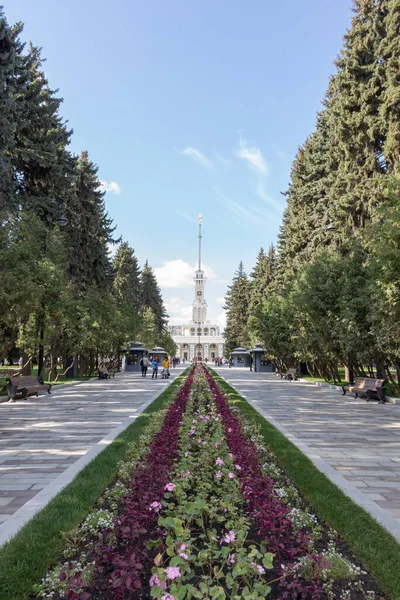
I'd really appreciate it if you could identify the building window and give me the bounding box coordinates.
[204,328,209,335]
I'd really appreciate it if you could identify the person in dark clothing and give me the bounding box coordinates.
[140,355,149,377]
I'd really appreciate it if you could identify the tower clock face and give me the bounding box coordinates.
[197,291,202,296]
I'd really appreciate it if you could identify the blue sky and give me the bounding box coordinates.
[6,0,353,328]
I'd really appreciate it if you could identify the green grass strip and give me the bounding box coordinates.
[0,372,187,600]
[209,368,400,600]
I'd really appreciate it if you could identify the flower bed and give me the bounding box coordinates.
[33,365,386,600]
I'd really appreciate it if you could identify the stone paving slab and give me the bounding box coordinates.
[217,367,400,542]
[0,369,181,541]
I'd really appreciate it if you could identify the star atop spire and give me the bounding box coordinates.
[198,214,203,223]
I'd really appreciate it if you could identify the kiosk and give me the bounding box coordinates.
[249,344,275,373]
[124,342,148,372]
[231,347,251,368]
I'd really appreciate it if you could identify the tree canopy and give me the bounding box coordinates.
[224,0,400,393]
[0,8,172,376]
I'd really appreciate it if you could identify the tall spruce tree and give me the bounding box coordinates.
[223,261,251,354]
[248,245,277,317]
[381,0,400,172]
[329,0,389,233]
[66,151,115,291]
[11,44,72,220]
[113,242,142,314]
[141,261,168,334]
[277,106,338,281]
[0,10,22,214]
[139,307,157,350]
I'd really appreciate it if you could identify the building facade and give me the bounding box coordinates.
[168,215,225,361]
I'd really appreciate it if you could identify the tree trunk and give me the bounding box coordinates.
[49,348,58,381]
[21,352,31,376]
[376,359,385,379]
[344,365,354,383]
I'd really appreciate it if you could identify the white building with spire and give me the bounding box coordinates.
[168,215,225,362]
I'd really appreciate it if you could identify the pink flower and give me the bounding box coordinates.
[235,464,242,471]
[149,501,162,512]
[165,566,181,580]
[164,482,176,492]
[179,543,187,550]
[223,530,236,544]
[228,472,234,479]
[183,470,191,478]
[228,427,232,433]
[215,470,222,479]
[179,552,188,560]
[215,457,224,466]
[257,564,265,574]
[149,573,166,589]
[228,553,236,564]
[251,562,265,574]
[184,451,190,457]
[211,536,217,541]
[161,595,175,600]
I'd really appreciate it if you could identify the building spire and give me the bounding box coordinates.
[198,214,203,271]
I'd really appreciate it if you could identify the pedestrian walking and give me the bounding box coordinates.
[162,356,170,377]
[141,355,149,377]
[151,358,159,379]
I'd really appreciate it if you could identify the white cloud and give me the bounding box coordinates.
[107,242,118,259]
[180,147,213,169]
[213,187,280,226]
[99,180,121,195]
[176,211,198,224]
[154,259,220,289]
[216,153,230,167]
[215,310,226,331]
[165,296,192,325]
[256,180,285,213]
[237,135,268,175]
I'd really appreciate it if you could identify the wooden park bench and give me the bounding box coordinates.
[0,369,19,377]
[342,377,386,404]
[96,367,115,380]
[281,367,298,381]
[6,375,52,403]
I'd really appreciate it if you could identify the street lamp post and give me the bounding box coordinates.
[37,206,68,378]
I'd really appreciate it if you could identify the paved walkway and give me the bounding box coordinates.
[0,369,181,543]
[218,368,400,542]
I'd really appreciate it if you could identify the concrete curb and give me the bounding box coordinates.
[0,377,175,547]
[218,373,400,545]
